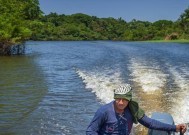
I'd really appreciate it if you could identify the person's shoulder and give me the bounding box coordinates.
[97,101,114,114]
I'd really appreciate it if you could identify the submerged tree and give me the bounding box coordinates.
[0,0,42,55]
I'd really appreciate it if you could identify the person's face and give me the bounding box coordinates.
[114,98,129,112]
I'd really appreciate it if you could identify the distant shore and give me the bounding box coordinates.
[145,39,189,43]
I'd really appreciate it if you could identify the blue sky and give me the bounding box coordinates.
[39,0,189,22]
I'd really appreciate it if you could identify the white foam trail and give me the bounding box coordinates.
[129,58,168,92]
[168,66,189,124]
[76,68,124,104]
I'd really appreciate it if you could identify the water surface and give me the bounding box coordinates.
[0,41,189,135]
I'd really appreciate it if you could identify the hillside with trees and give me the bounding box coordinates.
[0,0,189,55]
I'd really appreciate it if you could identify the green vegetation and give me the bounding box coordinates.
[144,40,189,43]
[0,0,189,55]
[0,0,41,55]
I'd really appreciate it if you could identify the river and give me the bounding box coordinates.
[0,41,189,135]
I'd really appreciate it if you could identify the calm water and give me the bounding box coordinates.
[0,41,189,135]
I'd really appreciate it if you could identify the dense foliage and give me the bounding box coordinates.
[31,8,189,41]
[0,0,42,54]
[0,0,189,55]
[32,14,182,41]
[0,0,41,44]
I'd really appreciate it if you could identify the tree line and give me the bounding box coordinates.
[0,0,189,55]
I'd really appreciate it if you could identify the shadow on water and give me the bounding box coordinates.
[0,55,48,134]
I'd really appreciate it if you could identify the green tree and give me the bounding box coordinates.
[0,0,42,44]
[40,13,65,27]
[0,0,42,55]
[0,0,31,44]
[178,7,189,35]
[152,20,174,39]
[21,0,42,20]
[124,20,151,40]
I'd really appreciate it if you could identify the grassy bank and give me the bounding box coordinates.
[145,39,189,43]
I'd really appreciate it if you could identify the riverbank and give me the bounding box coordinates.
[145,39,189,43]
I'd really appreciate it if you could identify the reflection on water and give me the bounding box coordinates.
[0,56,47,134]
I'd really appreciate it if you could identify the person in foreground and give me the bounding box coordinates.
[86,84,187,135]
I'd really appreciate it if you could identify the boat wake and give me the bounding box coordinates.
[76,68,124,104]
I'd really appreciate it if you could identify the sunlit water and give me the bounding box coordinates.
[0,41,189,135]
